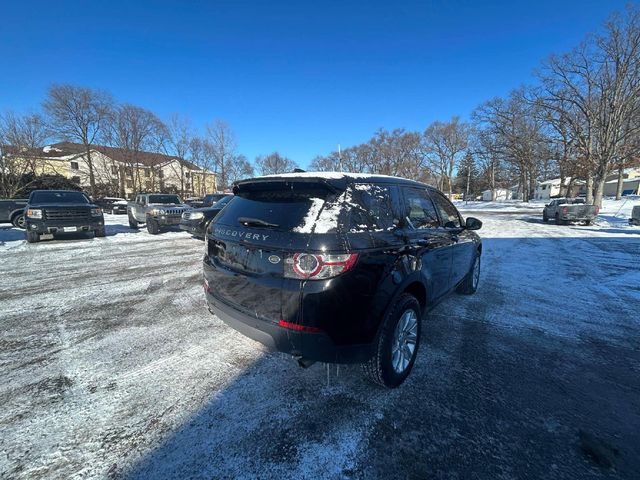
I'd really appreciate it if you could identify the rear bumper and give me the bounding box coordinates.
[26,217,104,234]
[205,288,373,364]
[560,216,595,221]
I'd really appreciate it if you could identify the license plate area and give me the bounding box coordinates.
[63,226,78,232]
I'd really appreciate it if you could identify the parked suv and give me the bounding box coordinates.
[180,194,233,239]
[127,193,191,234]
[203,173,482,388]
[24,190,105,243]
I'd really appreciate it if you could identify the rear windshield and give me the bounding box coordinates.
[31,191,88,204]
[148,194,182,204]
[217,184,335,231]
[217,182,394,233]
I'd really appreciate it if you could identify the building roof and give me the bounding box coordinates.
[7,142,203,171]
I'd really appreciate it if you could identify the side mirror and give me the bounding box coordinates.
[465,217,482,230]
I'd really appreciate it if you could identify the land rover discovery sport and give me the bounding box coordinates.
[203,173,482,388]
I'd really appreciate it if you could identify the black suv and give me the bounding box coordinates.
[24,190,105,243]
[203,173,482,388]
[180,195,234,239]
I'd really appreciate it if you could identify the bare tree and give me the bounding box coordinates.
[0,111,50,197]
[163,114,193,195]
[206,120,237,189]
[255,152,298,175]
[537,5,640,206]
[107,104,166,195]
[226,154,255,187]
[423,117,470,195]
[43,84,113,197]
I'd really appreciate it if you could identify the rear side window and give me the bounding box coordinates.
[430,192,462,228]
[402,188,439,229]
[346,184,394,232]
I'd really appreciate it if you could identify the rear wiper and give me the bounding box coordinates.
[238,217,279,228]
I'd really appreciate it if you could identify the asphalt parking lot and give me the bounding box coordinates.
[1,213,639,479]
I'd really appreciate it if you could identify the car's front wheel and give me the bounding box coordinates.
[362,293,421,388]
[147,219,160,235]
[542,210,548,222]
[95,227,106,237]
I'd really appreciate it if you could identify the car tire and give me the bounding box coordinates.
[555,213,563,225]
[26,230,39,243]
[147,219,160,235]
[95,227,106,238]
[457,254,480,295]
[584,220,592,226]
[12,213,26,229]
[362,293,421,389]
[128,214,139,229]
[542,211,548,222]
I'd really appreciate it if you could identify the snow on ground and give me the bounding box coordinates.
[1,212,639,479]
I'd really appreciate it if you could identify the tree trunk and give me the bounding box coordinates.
[85,146,96,197]
[528,171,536,203]
[615,165,625,200]
[559,173,566,197]
[585,175,594,204]
[593,177,606,209]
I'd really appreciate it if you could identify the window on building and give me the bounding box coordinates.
[158,170,164,178]
[185,171,190,178]
[111,166,118,175]
[145,169,151,177]
[126,180,133,189]
[70,161,79,170]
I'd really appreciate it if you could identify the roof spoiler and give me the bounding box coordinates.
[233,176,348,194]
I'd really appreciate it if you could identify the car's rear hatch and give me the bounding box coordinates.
[205,177,350,324]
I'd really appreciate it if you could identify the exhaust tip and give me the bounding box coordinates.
[296,357,316,369]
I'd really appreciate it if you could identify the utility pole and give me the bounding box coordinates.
[466,165,471,204]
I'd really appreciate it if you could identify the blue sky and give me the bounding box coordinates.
[0,0,631,167]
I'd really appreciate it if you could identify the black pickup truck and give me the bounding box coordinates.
[0,199,28,228]
[24,190,105,243]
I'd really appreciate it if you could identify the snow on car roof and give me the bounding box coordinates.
[259,171,398,180]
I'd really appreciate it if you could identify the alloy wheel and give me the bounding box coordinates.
[391,309,418,373]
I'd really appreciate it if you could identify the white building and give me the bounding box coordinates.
[534,178,566,200]
[604,178,640,196]
[481,188,512,201]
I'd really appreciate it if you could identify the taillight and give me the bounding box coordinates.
[284,253,358,280]
[562,207,568,214]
